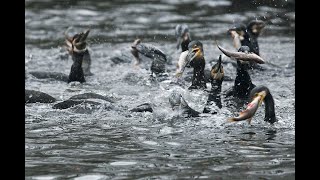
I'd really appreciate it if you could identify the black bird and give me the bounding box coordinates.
[130,39,167,76]
[218,45,276,124]
[175,24,191,52]
[65,28,93,76]
[228,86,277,124]
[174,44,233,85]
[185,40,207,90]
[228,20,265,69]
[228,20,265,56]
[224,46,257,99]
[29,29,91,83]
[203,55,224,114]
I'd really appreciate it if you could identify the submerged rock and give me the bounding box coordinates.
[130,103,153,113]
[25,89,56,103]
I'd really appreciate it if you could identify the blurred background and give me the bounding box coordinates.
[25,0,295,47]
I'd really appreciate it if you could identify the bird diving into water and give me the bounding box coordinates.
[130,38,168,76]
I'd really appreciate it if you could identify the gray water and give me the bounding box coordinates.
[25,0,295,179]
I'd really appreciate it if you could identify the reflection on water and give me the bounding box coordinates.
[25,0,295,179]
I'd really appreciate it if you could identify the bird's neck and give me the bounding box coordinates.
[181,39,191,52]
[68,51,85,83]
[264,92,277,123]
[243,32,260,55]
[207,79,223,108]
[211,79,223,93]
[234,64,255,98]
[190,58,206,89]
[71,51,84,66]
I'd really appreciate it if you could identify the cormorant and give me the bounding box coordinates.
[228,20,265,69]
[203,55,224,114]
[29,29,91,83]
[185,40,207,90]
[130,39,167,76]
[218,45,276,124]
[228,86,277,124]
[175,24,191,52]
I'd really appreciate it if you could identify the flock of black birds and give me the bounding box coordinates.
[25,19,277,125]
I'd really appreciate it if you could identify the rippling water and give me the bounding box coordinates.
[25,0,295,179]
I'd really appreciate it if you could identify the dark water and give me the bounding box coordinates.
[25,0,295,179]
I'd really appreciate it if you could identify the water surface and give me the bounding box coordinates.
[25,0,295,179]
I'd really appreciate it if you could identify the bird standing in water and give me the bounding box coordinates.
[65,28,93,76]
[29,29,91,83]
[184,40,207,90]
[203,55,224,114]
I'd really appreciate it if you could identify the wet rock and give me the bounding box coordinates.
[52,99,101,109]
[130,103,153,113]
[25,89,56,103]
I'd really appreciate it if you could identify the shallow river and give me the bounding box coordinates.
[25,0,295,179]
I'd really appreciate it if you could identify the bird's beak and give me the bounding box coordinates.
[186,47,202,63]
[65,29,90,53]
[73,29,90,44]
[228,90,267,124]
[228,30,241,50]
[211,55,224,80]
[217,44,265,64]
[252,22,266,34]
[79,29,90,42]
[247,91,267,123]
[256,91,267,106]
